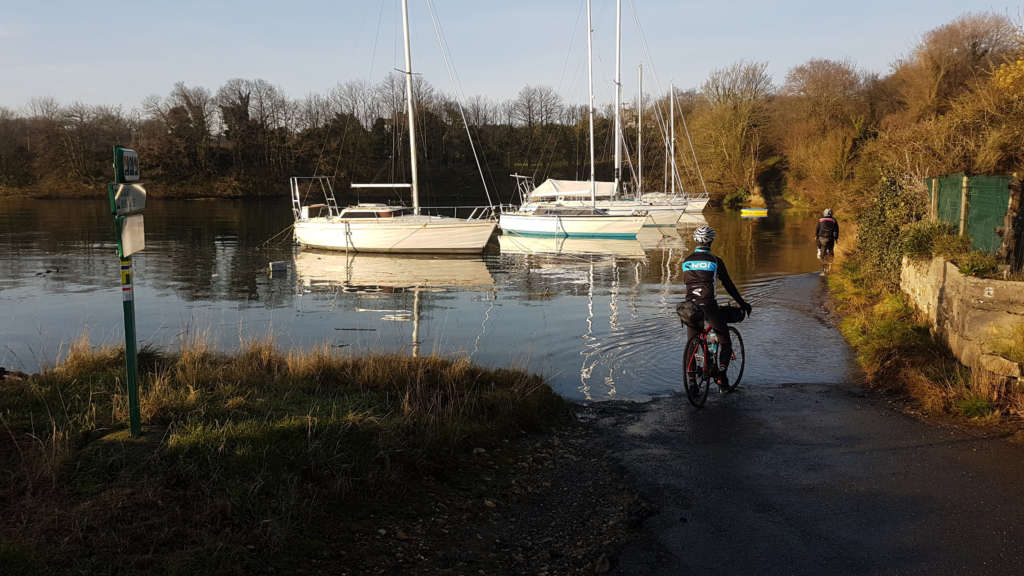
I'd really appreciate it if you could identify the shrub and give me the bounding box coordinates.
[856,178,927,290]
[954,250,1000,277]
[957,393,994,419]
[723,189,749,209]
[932,233,972,258]
[901,220,957,259]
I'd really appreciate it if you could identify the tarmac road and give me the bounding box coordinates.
[590,273,1024,576]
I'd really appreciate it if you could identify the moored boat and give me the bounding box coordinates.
[290,0,496,254]
[294,201,496,253]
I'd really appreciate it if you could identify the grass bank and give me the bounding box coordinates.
[828,220,1024,424]
[0,335,568,574]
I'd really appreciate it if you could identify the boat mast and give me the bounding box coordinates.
[637,63,642,196]
[613,0,622,198]
[670,83,676,197]
[587,0,596,208]
[401,0,420,215]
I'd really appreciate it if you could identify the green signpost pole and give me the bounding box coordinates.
[121,253,140,436]
[109,146,146,437]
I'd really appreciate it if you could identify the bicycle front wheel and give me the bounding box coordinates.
[720,327,746,392]
[683,335,710,408]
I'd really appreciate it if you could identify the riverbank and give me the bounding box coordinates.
[0,177,282,200]
[827,238,1024,429]
[0,338,644,575]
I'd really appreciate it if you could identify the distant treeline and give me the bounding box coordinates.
[0,12,1021,207]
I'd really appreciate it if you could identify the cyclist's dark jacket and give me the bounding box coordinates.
[682,248,744,306]
[816,217,839,240]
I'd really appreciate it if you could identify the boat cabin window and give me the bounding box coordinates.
[341,208,412,219]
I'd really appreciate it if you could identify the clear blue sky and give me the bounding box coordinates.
[1,0,1020,111]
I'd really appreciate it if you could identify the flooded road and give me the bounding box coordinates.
[583,272,1024,575]
[0,197,851,400]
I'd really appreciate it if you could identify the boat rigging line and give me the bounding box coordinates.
[675,93,708,196]
[627,0,707,198]
[531,0,585,184]
[299,0,388,209]
[424,0,495,209]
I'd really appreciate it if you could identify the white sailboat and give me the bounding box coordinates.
[514,177,687,227]
[518,3,708,224]
[498,0,646,239]
[291,0,496,254]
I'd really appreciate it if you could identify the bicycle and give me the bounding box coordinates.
[683,321,746,408]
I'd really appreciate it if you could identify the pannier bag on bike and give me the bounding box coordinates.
[675,300,704,328]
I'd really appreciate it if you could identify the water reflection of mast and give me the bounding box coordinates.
[411,287,420,358]
[579,262,595,400]
[628,260,642,321]
[610,258,620,330]
[471,296,494,360]
[606,258,619,397]
[659,247,674,312]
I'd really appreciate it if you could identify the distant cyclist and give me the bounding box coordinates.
[816,209,839,259]
[680,225,752,389]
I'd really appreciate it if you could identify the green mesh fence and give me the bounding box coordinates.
[967,175,1012,252]
[926,174,1012,253]
[936,174,963,226]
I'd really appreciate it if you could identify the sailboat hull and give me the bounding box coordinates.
[682,198,709,213]
[294,216,496,254]
[498,213,646,238]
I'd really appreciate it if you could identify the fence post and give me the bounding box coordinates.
[930,178,938,221]
[1010,173,1023,273]
[959,175,969,237]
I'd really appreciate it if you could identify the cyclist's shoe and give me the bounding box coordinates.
[716,372,730,391]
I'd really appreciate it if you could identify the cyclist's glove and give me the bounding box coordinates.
[740,301,753,317]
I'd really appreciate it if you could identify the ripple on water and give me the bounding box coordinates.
[0,200,854,400]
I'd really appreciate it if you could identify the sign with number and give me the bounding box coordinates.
[114,183,147,215]
[114,146,140,183]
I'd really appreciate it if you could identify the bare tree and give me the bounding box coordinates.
[702,61,773,107]
[695,61,774,195]
[26,96,60,120]
[783,59,866,130]
[895,12,1020,118]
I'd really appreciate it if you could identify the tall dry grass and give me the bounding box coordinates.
[0,333,565,573]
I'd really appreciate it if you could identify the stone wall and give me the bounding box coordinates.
[900,256,1024,382]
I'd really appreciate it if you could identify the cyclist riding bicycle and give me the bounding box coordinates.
[679,225,752,389]
[816,208,839,259]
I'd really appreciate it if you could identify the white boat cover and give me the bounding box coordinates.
[527,179,616,200]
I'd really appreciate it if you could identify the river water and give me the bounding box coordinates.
[0,198,853,401]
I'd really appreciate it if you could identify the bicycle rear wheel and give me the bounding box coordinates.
[683,335,710,408]
[720,327,745,392]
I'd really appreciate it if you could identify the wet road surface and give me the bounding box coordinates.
[589,273,1024,575]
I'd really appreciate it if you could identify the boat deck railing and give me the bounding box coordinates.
[418,205,511,220]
